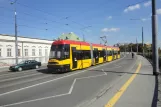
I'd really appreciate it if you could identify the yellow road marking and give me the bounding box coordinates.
[105,62,142,107]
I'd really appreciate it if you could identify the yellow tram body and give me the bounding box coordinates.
[47,40,120,72]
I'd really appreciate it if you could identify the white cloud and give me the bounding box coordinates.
[124,4,140,13]
[107,16,112,20]
[141,18,150,21]
[144,1,151,7]
[157,8,161,15]
[101,28,120,32]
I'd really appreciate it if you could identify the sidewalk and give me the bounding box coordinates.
[86,55,157,107]
[158,75,161,107]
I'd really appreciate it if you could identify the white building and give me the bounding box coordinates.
[0,34,53,67]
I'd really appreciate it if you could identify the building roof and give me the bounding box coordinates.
[57,32,83,41]
[0,34,53,41]
[0,34,53,44]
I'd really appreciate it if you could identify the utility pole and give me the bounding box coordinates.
[130,19,144,55]
[83,34,85,41]
[131,44,132,53]
[11,0,18,64]
[80,26,91,42]
[142,27,144,56]
[136,38,138,54]
[15,7,18,64]
[152,0,159,75]
[124,44,126,54]
[124,44,125,55]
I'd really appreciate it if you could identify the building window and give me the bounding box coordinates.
[45,49,48,62]
[45,49,48,56]
[0,49,1,57]
[39,49,42,56]
[7,48,12,57]
[18,49,21,56]
[24,49,28,56]
[32,49,35,56]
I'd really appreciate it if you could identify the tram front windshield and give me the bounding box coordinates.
[49,44,70,60]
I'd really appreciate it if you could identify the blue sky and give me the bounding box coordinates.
[0,0,161,46]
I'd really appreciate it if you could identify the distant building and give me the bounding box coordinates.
[0,34,53,66]
[57,32,83,41]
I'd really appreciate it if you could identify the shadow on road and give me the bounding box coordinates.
[151,76,159,107]
[36,69,69,74]
[90,69,154,76]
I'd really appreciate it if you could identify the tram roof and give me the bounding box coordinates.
[53,40,90,46]
[52,40,119,49]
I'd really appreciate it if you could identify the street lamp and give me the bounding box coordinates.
[11,0,18,64]
[130,19,144,56]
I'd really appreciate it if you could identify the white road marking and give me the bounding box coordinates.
[103,70,108,75]
[0,73,42,83]
[69,71,107,94]
[68,79,76,94]
[76,57,138,107]
[1,93,69,107]
[0,56,125,97]
[1,70,107,107]
[0,56,126,107]
[0,75,52,89]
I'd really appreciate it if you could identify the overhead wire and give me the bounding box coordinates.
[3,1,94,34]
[0,6,80,33]
[15,2,89,28]
[2,0,149,39]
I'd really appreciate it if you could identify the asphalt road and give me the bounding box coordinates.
[0,54,137,107]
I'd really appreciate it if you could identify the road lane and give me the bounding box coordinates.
[0,66,47,80]
[0,54,137,107]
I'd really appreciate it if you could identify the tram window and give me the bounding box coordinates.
[113,51,115,55]
[115,51,118,55]
[83,50,91,59]
[50,44,70,59]
[99,50,104,57]
[56,51,60,58]
[103,50,106,56]
[64,45,70,58]
[93,50,96,57]
[98,51,101,57]
[75,50,83,60]
[118,51,120,54]
[109,51,112,56]
[93,49,98,57]
[112,50,114,55]
[106,50,109,56]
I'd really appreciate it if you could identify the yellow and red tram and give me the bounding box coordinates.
[47,40,120,72]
